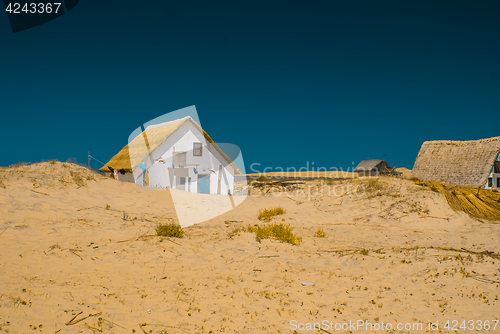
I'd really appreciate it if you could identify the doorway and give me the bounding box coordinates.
[197,174,210,194]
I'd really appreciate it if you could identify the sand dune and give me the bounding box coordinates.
[245,171,357,179]
[0,162,499,333]
[395,167,412,179]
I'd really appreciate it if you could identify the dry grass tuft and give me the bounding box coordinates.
[359,248,369,255]
[356,177,403,198]
[2,161,97,188]
[156,223,185,238]
[9,162,30,168]
[355,178,385,198]
[248,223,302,245]
[365,178,383,191]
[227,227,245,239]
[412,179,500,221]
[313,228,327,238]
[257,207,286,221]
[379,199,429,218]
[63,163,96,187]
[70,171,87,187]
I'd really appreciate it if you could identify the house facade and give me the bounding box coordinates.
[99,116,240,195]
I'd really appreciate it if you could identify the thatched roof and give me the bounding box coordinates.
[99,117,241,174]
[354,159,391,172]
[410,137,500,188]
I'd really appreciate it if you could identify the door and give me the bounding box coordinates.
[178,177,186,191]
[197,174,210,194]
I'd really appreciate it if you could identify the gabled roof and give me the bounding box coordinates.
[410,136,500,187]
[99,117,241,174]
[354,159,390,172]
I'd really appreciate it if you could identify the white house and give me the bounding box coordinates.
[99,116,241,194]
[485,152,500,190]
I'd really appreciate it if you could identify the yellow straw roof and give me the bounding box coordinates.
[411,136,500,187]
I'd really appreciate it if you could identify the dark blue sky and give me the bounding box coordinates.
[1,0,499,172]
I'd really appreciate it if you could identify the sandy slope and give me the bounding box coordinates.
[245,171,357,179]
[395,168,412,179]
[0,162,499,334]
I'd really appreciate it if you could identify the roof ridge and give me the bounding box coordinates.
[145,116,193,130]
[423,136,500,145]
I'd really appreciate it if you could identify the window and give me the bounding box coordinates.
[497,178,500,188]
[180,177,186,185]
[193,142,202,156]
[488,178,493,187]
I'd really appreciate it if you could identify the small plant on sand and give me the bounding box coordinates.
[257,207,286,221]
[314,228,327,238]
[9,162,29,168]
[248,222,302,245]
[364,178,383,193]
[359,249,369,255]
[156,223,185,238]
[227,227,245,239]
[70,171,85,187]
[105,204,111,210]
[325,179,336,186]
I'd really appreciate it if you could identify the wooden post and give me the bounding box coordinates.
[228,191,235,209]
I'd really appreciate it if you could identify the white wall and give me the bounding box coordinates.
[130,120,235,194]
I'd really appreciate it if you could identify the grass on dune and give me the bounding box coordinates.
[411,179,500,221]
[248,222,302,245]
[314,228,327,238]
[257,207,286,221]
[156,223,185,238]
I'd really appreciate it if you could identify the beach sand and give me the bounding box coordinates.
[0,162,499,333]
[395,168,412,179]
[245,171,357,179]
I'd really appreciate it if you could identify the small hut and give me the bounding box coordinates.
[354,159,396,177]
[410,136,500,189]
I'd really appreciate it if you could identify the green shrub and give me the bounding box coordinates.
[257,207,286,221]
[156,223,185,238]
[314,228,327,238]
[248,223,302,245]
